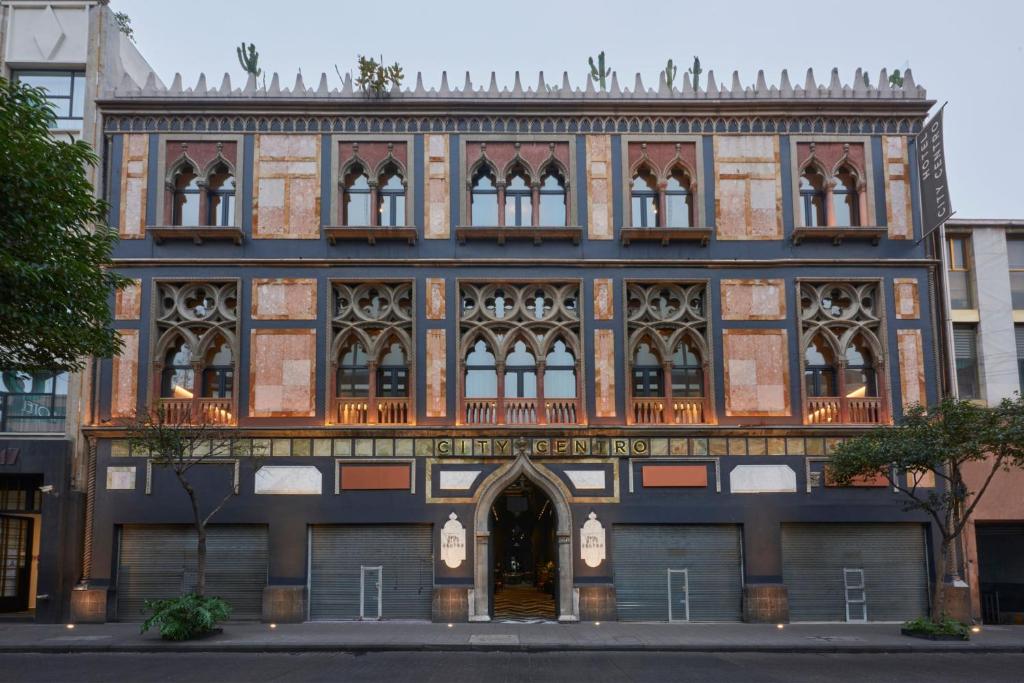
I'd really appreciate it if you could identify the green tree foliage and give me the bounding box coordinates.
[588,51,610,90]
[113,12,134,42]
[355,55,403,96]
[0,78,129,373]
[828,397,1024,621]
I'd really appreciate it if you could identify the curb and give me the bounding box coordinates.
[2,643,1022,655]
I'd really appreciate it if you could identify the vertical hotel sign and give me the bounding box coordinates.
[916,107,953,237]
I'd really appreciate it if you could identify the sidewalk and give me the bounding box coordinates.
[1,621,1024,654]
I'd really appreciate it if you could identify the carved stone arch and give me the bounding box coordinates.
[370,328,414,363]
[662,156,698,191]
[801,327,844,362]
[500,152,535,185]
[339,153,372,186]
[836,326,884,362]
[665,327,710,364]
[627,328,671,362]
[466,152,498,189]
[798,153,829,180]
[497,329,542,362]
[154,328,201,364]
[537,152,570,187]
[330,327,376,362]
[471,454,576,622]
[164,150,203,191]
[372,149,409,188]
[193,326,237,360]
[200,150,236,181]
[628,155,658,181]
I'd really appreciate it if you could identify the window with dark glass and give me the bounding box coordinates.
[504,170,532,228]
[471,167,499,226]
[343,165,371,225]
[664,168,693,228]
[0,370,68,433]
[206,164,235,227]
[336,342,370,397]
[1016,325,1024,391]
[947,235,974,309]
[670,340,703,397]
[804,336,836,397]
[630,167,658,228]
[631,343,663,397]
[844,336,877,398]
[832,165,861,227]
[201,337,234,399]
[465,339,497,397]
[799,167,827,227]
[172,164,201,226]
[954,324,980,400]
[13,70,85,126]
[538,167,567,227]
[377,342,409,397]
[377,167,406,227]
[160,339,195,398]
[1008,238,1024,310]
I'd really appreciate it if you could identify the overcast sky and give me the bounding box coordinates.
[114,0,1022,220]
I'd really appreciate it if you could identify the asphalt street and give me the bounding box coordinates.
[0,651,1020,683]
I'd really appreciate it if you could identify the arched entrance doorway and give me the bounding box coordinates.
[472,456,577,621]
[491,475,557,620]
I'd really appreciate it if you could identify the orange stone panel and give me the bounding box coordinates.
[897,329,927,410]
[593,279,614,321]
[252,135,321,239]
[111,329,139,418]
[714,136,783,241]
[249,329,317,417]
[426,329,446,418]
[594,329,616,417]
[720,279,786,320]
[425,135,450,239]
[340,464,411,490]
[251,278,318,320]
[884,136,914,240]
[894,278,920,320]
[115,280,142,320]
[642,465,708,488]
[586,136,614,240]
[119,134,148,239]
[825,471,889,487]
[723,329,790,417]
[426,278,446,320]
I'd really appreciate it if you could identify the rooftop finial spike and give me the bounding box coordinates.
[463,71,472,95]
[682,71,693,95]
[317,72,329,95]
[561,71,571,96]
[609,71,621,96]
[804,68,816,93]
[633,72,644,97]
[730,70,742,96]
[293,72,305,94]
[902,68,917,91]
[511,71,523,97]
[439,71,450,95]
[195,72,207,94]
[536,70,546,95]
[341,73,352,95]
[755,70,768,98]
[268,73,280,96]
[415,72,425,95]
[242,72,256,95]
[170,73,183,94]
[488,72,498,95]
[779,69,792,97]
[705,70,716,96]
[218,73,231,95]
[828,67,842,95]
[657,69,669,96]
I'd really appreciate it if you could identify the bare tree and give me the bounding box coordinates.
[128,408,262,597]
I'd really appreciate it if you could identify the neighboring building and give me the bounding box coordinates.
[940,219,1024,625]
[0,0,158,622]
[62,62,952,626]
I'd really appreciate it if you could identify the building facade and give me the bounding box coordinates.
[941,219,1024,625]
[2,8,950,623]
[0,0,158,622]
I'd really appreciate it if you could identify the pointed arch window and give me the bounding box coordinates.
[832,165,861,227]
[671,340,704,397]
[343,164,372,226]
[172,164,201,226]
[844,335,877,398]
[631,343,663,397]
[664,167,693,228]
[378,342,409,397]
[160,338,195,399]
[544,340,577,399]
[336,341,370,398]
[804,335,837,398]
[799,167,827,227]
[504,169,532,227]
[631,167,659,228]
[465,339,498,397]
[504,340,537,398]
[201,336,234,399]
[206,164,235,227]
[377,166,406,227]
[538,166,567,227]
[471,166,499,226]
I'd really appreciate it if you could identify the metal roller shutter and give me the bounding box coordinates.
[116,525,268,621]
[612,525,743,622]
[782,523,928,622]
[309,525,433,621]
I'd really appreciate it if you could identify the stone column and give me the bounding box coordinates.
[471,531,491,621]
[556,530,578,621]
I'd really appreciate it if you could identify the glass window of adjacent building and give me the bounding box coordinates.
[946,235,974,309]
[13,70,86,127]
[1017,325,1024,391]
[0,371,68,433]
[953,325,980,399]
[1008,237,1024,309]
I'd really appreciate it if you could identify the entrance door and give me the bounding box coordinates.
[0,516,33,613]
[977,523,1024,624]
[490,475,557,621]
[360,566,382,620]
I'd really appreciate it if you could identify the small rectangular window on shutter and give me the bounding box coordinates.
[954,327,977,360]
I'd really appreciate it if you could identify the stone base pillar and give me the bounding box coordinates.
[70,587,108,624]
[432,587,469,623]
[743,583,789,623]
[261,585,305,623]
[939,584,972,623]
[578,585,617,621]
